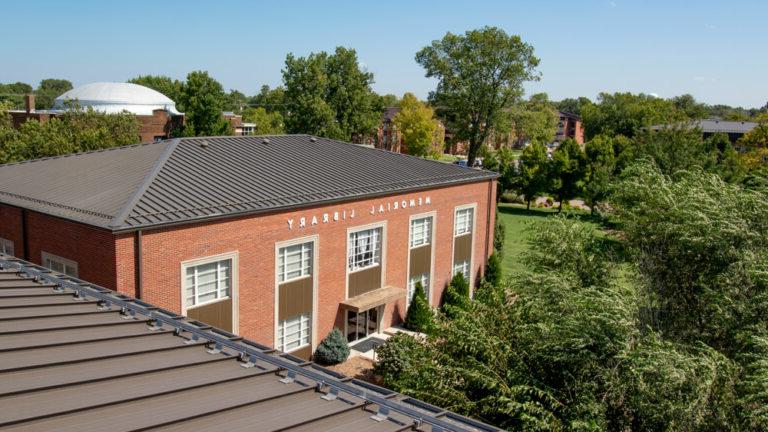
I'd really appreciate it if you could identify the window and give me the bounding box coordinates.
[454,208,474,236]
[0,238,13,256]
[184,258,232,308]
[453,260,470,281]
[348,227,382,271]
[41,252,78,277]
[277,313,311,352]
[407,273,430,308]
[409,217,432,248]
[278,242,312,283]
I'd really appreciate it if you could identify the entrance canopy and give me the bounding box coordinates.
[341,285,405,313]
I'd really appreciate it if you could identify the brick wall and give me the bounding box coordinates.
[0,205,24,257]
[130,179,496,348]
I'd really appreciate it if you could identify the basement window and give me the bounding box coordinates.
[41,251,78,277]
[0,237,13,256]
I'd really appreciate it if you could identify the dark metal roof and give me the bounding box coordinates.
[0,253,498,432]
[0,135,496,232]
[650,119,759,134]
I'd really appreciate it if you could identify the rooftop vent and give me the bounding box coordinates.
[310,137,318,143]
[262,138,270,145]
[199,140,209,149]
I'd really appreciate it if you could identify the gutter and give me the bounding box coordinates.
[134,230,143,299]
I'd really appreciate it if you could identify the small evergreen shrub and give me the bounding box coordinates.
[441,272,470,319]
[493,209,506,259]
[404,281,434,333]
[374,333,426,387]
[483,253,502,287]
[313,328,350,365]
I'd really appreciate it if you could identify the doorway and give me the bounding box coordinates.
[346,306,381,342]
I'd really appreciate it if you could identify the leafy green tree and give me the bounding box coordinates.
[672,93,709,119]
[282,47,381,141]
[404,282,434,333]
[223,89,248,114]
[0,82,33,109]
[508,92,558,146]
[249,85,286,117]
[581,92,684,140]
[441,272,470,319]
[556,96,592,117]
[705,132,746,182]
[549,138,587,212]
[313,328,350,365]
[583,135,616,213]
[35,78,73,109]
[633,125,715,176]
[738,120,768,149]
[393,93,442,157]
[127,75,183,103]
[517,142,549,209]
[241,107,284,135]
[0,104,140,164]
[611,134,635,174]
[415,26,540,166]
[378,93,399,108]
[177,71,231,137]
[493,209,505,258]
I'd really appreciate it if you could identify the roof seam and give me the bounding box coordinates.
[108,139,180,228]
[0,190,113,220]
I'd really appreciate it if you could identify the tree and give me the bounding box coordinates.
[223,89,248,114]
[482,253,502,287]
[493,209,506,258]
[249,85,286,117]
[177,71,231,137]
[393,93,442,157]
[313,328,350,365]
[404,281,434,333]
[549,138,587,212]
[556,96,592,117]
[241,107,284,135]
[581,92,684,140]
[583,135,616,213]
[441,272,470,319]
[508,93,558,146]
[416,26,540,166]
[378,93,399,108]
[0,82,33,109]
[127,75,183,103]
[35,78,73,109]
[633,125,715,176]
[738,121,768,149]
[0,104,140,164]
[282,47,381,141]
[517,142,549,209]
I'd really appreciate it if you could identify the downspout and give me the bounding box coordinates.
[134,230,143,299]
[21,209,29,261]
[484,179,494,271]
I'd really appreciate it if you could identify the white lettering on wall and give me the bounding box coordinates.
[286,195,432,229]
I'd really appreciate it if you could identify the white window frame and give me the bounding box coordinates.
[180,251,239,333]
[183,258,232,308]
[0,237,13,256]
[409,216,432,249]
[454,207,474,236]
[41,251,78,277]
[345,222,387,300]
[348,226,383,272]
[277,242,312,283]
[277,313,311,353]
[451,203,477,296]
[274,235,319,353]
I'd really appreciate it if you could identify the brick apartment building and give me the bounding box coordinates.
[0,135,497,359]
[556,111,585,144]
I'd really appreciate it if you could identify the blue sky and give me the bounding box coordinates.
[1,0,766,107]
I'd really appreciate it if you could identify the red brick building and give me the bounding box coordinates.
[556,111,584,144]
[0,135,497,359]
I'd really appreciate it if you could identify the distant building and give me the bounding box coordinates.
[556,111,584,144]
[651,119,758,143]
[8,82,184,143]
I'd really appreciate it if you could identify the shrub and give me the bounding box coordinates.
[404,281,434,333]
[442,272,470,319]
[483,253,502,287]
[493,210,506,258]
[374,333,428,387]
[313,328,350,365]
[500,191,524,204]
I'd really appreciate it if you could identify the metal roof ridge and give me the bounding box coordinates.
[108,139,181,229]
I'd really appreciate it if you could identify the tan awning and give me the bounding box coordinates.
[340,285,406,313]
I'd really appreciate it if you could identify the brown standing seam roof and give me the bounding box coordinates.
[0,255,499,432]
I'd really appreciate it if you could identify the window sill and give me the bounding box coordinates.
[187,296,231,310]
[348,264,381,274]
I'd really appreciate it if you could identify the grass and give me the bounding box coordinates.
[496,203,594,275]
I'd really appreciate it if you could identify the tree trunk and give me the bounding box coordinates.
[526,199,531,210]
[558,198,563,213]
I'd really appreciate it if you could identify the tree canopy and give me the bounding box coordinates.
[416,26,540,166]
[177,71,232,137]
[393,93,442,157]
[282,47,382,141]
[127,75,183,103]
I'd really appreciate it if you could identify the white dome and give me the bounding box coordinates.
[53,82,182,116]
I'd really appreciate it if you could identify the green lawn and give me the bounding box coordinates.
[496,203,593,275]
